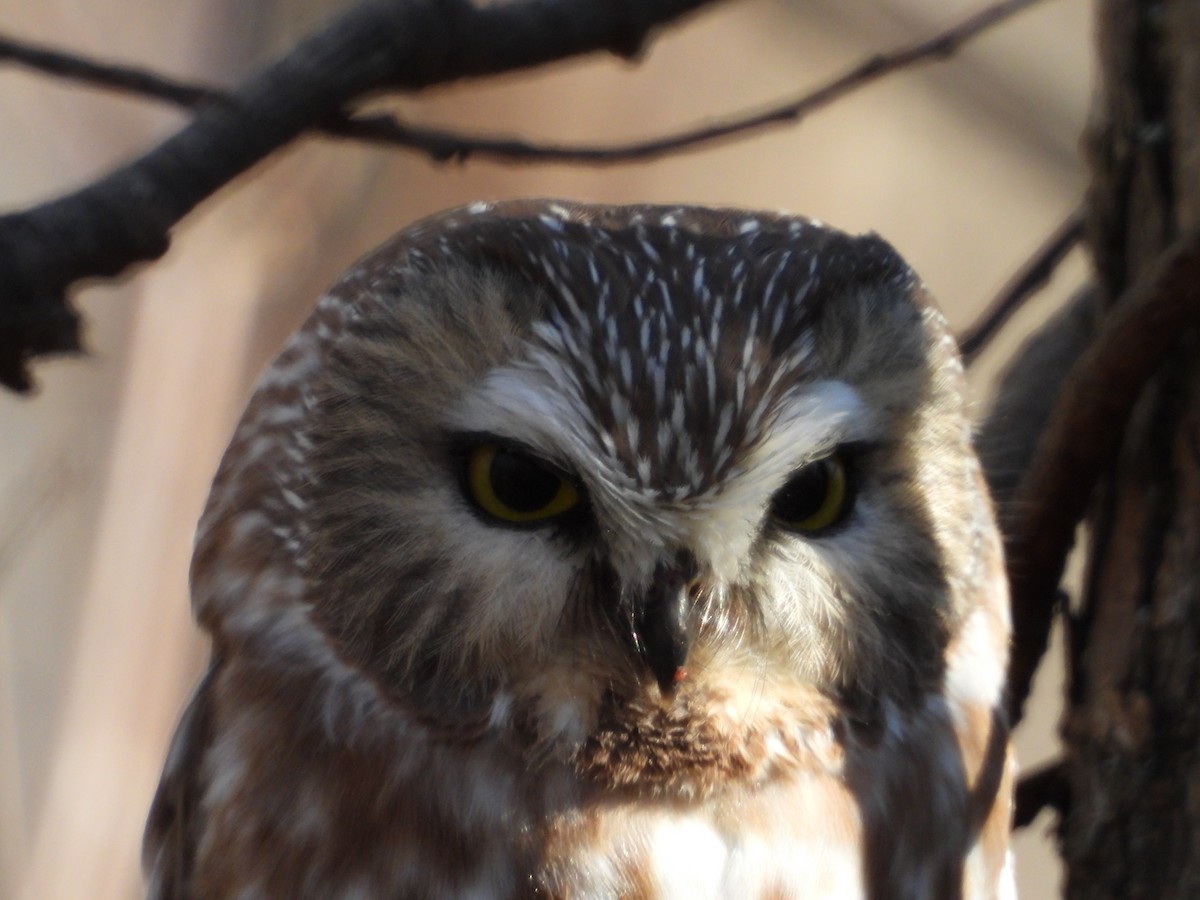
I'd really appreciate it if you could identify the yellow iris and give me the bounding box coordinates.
[466,443,581,524]
[770,454,850,534]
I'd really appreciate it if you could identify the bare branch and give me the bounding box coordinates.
[976,287,1099,524]
[0,32,224,108]
[0,0,723,392]
[1014,760,1068,828]
[1005,225,1200,725]
[4,0,1051,165]
[958,209,1085,364]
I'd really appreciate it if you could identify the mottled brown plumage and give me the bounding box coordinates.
[146,200,1013,898]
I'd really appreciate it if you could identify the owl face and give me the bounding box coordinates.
[156,201,1012,898]
[296,201,983,758]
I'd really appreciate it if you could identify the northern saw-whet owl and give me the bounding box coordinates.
[145,200,1014,898]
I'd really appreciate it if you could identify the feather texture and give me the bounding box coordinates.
[146,201,1013,898]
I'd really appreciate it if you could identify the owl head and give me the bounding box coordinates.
[194,200,996,764]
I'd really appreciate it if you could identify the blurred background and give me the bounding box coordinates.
[0,0,1088,896]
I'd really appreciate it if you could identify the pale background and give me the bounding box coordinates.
[0,0,1087,896]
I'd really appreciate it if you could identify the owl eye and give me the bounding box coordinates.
[770,453,852,534]
[465,443,581,525]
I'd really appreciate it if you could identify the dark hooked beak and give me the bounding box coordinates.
[631,554,696,694]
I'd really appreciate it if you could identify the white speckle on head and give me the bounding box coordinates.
[280,487,306,512]
[770,300,788,341]
[636,456,652,484]
[619,348,634,390]
[670,393,686,432]
[713,405,734,454]
[704,353,718,412]
[655,278,674,320]
[489,692,514,729]
[651,362,667,409]
[604,316,619,355]
[202,723,250,818]
[611,392,630,426]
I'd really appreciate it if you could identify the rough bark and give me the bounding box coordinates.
[1063,0,1200,895]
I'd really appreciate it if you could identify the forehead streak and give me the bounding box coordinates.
[450,363,868,505]
[449,363,867,581]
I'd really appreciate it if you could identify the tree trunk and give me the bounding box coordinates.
[1064,0,1200,895]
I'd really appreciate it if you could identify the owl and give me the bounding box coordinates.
[144,200,1014,898]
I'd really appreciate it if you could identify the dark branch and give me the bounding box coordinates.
[0,32,225,108]
[4,0,1049,166]
[1014,760,1069,828]
[976,289,1099,525]
[0,0,722,391]
[1005,225,1200,725]
[305,0,1053,162]
[958,209,1085,364]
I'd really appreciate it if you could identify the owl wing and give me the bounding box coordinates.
[143,662,218,900]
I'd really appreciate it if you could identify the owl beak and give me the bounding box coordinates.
[632,556,696,695]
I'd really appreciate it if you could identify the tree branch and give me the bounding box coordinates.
[1005,225,1200,725]
[0,0,722,392]
[3,0,1050,167]
[341,0,1052,162]
[958,209,1085,365]
[0,32,224,108]
[976,288,1099,526]
[1014,759,1068,828]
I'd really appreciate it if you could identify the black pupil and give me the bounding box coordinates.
[490,450,561,512]
[771,461,831,523]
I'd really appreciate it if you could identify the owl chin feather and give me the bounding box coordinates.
[495,633,870,804]
[571,677,846,800]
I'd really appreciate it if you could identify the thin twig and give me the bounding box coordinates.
[2,0,1051,165]
[975,289,1099,522]
[0,33,224,108]
[1014,760,1068,828]
[327,0,1052,162]
[958,209,1085,364]
[0,0,723,391]
[1005,225,1200,725]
